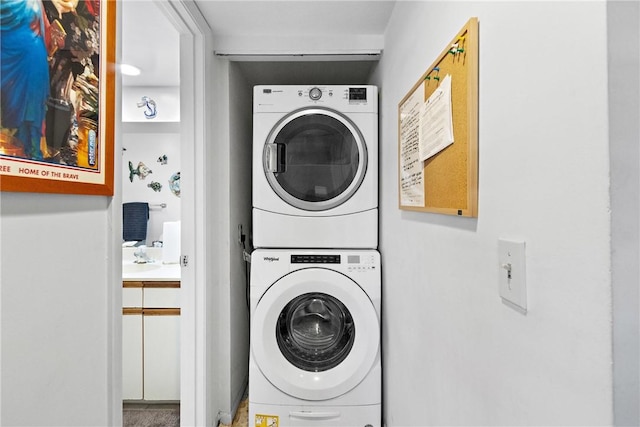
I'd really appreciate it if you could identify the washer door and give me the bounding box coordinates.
[251,268,379,401]
[263,107,367,212]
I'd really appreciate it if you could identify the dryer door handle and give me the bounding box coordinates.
[265,143,286,173]
[289,411,341,421]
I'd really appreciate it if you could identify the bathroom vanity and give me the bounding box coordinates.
[122,248,181,401]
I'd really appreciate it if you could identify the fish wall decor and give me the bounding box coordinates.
[128,160,152,182]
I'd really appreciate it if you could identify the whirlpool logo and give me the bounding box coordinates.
[263,256,280,262]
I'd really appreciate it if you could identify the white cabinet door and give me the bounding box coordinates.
[143,313,180,400]
[122,313,143,400]
[144,288,180,308]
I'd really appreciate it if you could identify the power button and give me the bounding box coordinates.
[309,87,322,101]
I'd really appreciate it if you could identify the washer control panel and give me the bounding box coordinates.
[289,253,377,272]
[346,253,378,272]
[291,254,340,264]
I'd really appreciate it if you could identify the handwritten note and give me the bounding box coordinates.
[399,83,425,207]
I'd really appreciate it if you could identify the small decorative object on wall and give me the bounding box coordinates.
[137,96,157,119]
[147,181,162,192]
[168,171,180,197]
[157,154,168,165]
[128,160,152,182]
[0,1,116,195]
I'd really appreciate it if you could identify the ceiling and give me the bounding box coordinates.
[198,1,396,37]
[121,1,180,87]
[121,1,396,87]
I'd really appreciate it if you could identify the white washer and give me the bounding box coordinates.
[253,85,378,249]
[249,249,381,427]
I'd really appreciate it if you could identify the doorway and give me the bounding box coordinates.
[120,0,182,415]
[117,1,217,426]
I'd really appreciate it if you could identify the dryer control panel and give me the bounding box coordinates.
[254,85,378,113]
[295,87,370,103]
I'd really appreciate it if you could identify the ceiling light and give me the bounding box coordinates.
[120,64,141,76]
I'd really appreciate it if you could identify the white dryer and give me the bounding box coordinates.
[253,85,378,249]
[249,249,381,427]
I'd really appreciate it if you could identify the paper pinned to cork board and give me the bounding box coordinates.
[399,83,425,207]
[419,74,454,162]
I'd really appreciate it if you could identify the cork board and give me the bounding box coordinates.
[398,18,479,217]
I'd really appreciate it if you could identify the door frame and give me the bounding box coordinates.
[111,1,216,426]
[159,1,213,425]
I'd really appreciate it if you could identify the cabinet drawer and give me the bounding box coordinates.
[144,288,180,308]
[123,288,143,307]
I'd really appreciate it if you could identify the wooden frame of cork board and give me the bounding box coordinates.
[398,17,479,216]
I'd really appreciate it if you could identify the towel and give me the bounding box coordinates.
[123,202,149,242]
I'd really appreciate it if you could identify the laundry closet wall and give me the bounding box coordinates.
[371,1,638,426]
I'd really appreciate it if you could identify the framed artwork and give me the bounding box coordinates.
[0,0,116,196]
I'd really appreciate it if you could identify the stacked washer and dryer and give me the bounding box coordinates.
[249,85,381,427]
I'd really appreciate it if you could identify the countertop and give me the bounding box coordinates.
[122,247,181,281]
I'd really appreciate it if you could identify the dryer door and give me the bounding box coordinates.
[263,107,367,212]
[251,268,379,401]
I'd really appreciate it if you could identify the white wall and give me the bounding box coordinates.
[208,54,234,424]
[372,2,614,425]
[227,60,253,418]
[0,194,118,426]
[121,127,182,243]
[203,57,254,426]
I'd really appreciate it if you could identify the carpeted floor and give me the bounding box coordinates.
[123,403,180,427]
[122,399,247,427]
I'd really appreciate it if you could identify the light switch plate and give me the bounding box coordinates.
[498,239,527,314]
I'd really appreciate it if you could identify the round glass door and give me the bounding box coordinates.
[251,268,379,401]
[263,108,367,211]
[276,292,355,372]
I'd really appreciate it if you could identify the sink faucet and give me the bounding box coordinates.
[133,246,151,263]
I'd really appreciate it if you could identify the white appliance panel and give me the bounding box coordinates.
[249,249,381,426]
[253,85,378,249]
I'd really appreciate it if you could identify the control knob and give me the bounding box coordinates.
[309,87,322,100]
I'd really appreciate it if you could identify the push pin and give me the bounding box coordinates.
[449,43,465,55]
